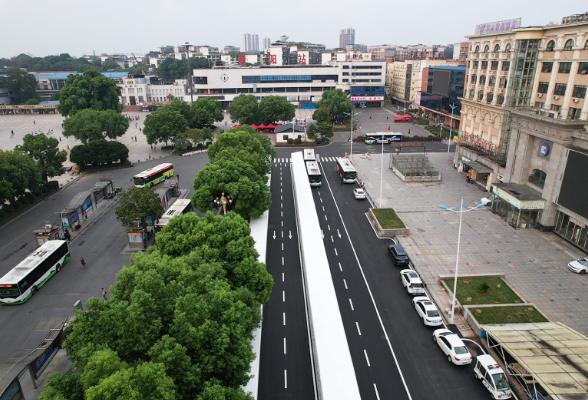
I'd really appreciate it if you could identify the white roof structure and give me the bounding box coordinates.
[133,163,173,178]
[483,322,588,400]
[0,241,67,285]
[306,161,321,176]
[303,148,316,162]
[291,152,361,400]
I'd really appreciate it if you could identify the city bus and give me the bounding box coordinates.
[133,163,175,188]
[365,132,403,144]
[303,148,316,162]
[0,240,70,305]
[155,199,193,231]
[336,157,358,183]
[306,161,322,187]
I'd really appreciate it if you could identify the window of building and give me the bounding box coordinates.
[535,102,545,108]
[563,39,574,51]
[554,83,567,95]
[475,45,480,53]
[528,169,546,189]
[489,77,496,85]
[579,62,588,75]
[478,92,484,100]
[537,82,549,93]
[505,43,512,52]
[471,75,477,84]
[487,93,494,103]
[559,62,572,73]
[546,40,555,51]
[502,61,510,71]
[551,104,561,112]
[193,77,207,84]
[491,61,499,70]
[499,78,508,88]
[585,40,588,50]
[469,90,475,99]
[497,95,505,104]
[573,85,587,98]
[342,65,350,69]
[541,62,553,73]
[484,45,490,52]
[568,107,581,120]
[481,61,488,69]
[480,76,486,85]
[343,72,349,76]
[473,61,479,69]
[494,44,500,52]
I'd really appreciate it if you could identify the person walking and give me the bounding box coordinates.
[80,257,87,270]
[65,229,71,242]
[135,136,137,141]
[60,232,66,240]
[101,288,107,300]
[11,130,14,137]
[33,120,35,125]
[83,211,88,220]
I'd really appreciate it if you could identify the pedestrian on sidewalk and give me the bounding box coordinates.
[150,144,153,150]
[149,154,151,160]
[65,229,71,242]
[11,130,14,137]
[80,257,86,270]
[84,211,88,220]
[154,146,156,152]
[135,136,137,141]
[408,129,411,135]
[101,288,108,300]
[60,232,66,240]
[33,120,35,125]
[59,136,61,141]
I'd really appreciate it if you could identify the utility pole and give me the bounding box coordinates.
[185,45,194,104]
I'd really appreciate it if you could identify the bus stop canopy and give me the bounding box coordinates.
[64,190,92,211]
[483,322,588,400]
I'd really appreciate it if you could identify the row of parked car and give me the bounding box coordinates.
[388,241,513,399]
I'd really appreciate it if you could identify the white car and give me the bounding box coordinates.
[433,328,473,365]
[567,257,588,274]
[400,269,425,295]
[353,188,366,199]
[412,296,443,326]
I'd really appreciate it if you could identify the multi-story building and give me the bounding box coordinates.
[118,75,187,105]
[30,71,128,100]
[455,14,588,249]
[452,42,469,61]
[339,28,355,49]
[243,33,260,52]
[173,43,220,63]
[368,45,397,60]
[263,38,271,51]
[224,46,240,53]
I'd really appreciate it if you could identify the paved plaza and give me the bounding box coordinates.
[353,151,588,336]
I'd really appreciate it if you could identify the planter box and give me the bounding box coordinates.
[367,208,409,237]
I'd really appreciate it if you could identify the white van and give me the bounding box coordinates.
[474,354,512,399]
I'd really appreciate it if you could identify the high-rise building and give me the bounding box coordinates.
[339,27,355,49]
[243,33,260,52]
[263,37,271,51]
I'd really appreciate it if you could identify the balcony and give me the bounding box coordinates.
[499,71,509,77]
[500,53,511,59]
[490,53,499,59]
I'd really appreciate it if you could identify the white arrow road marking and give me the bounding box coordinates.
[273,231,276,240]
[289,231,292,239]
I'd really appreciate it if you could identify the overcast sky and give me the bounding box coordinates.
[3,0,586,58]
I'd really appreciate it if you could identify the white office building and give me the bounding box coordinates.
[118,75,187,105]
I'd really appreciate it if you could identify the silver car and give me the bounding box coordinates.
[568,257,588,274]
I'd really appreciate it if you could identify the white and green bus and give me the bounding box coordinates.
[133,163,175,188]
[336,157,358,183]
[0,240,70,305]
[155,199,194,231]
[306,161,322,187]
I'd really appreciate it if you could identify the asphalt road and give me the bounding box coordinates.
[258,159,315,400]
[0,153,209,367]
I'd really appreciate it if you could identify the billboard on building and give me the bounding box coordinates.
[475,18,521,35]
[432,70,451,97]
[559,150,588,219]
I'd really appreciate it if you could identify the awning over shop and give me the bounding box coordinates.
[463,160,492,174]
[483,322,588,400]
[65,190,92,210]
[493,183,545,210]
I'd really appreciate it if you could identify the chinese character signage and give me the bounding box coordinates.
[350,96,384,101]
[297,54,307,64]
[269,55,277,65]
[238,55,246,66]
[475,18,521,35]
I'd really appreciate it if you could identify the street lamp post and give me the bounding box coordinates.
[447,104,456,153]
[344,110,361,159]
[438,198,485,322]
[380,133,385,208]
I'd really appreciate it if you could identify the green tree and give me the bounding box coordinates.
[50,91,61,101]
[166,99,193,127]
[186,127,214,144]
[157,58,186,81]
[307,123,317,139]
[207,130,272,175]
[318,121,334,138]
[197,381,254,400]
[191,97,223,128]
[228,95,259,125]
[24,98,40,105]
[18,133,67,182]
[221,127,275,163]
[191,159,271,220]
[0,67,39,104]
[63,109,129,144]
[0,149,42,200]
[69,140,128,167]
[115,186,164,227]
[312,88,351,124]
[39,367,85,400]
[259,96,295,124]
[101,59,122,71]
[58,69,122,117]
[143,107,188,145]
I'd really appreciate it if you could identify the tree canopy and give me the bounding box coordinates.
[191,97,223,128]
[207,130,272,176]
[228,95,260,125]
[0,67,39,104]
[312,88,352,124]
[143,107,188,145]
[58,69,123,117]
[259,96,295,124]
[17,134,67,182]
[157,57,211,80]
[115,186,164,227]
[191,159,271,220]
[63,109,129,144]
[69,140,129,167]
[318,121,334,138]
[0,149,42,204]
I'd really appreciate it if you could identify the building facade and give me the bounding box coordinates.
[243,33,260,52]
[339,28,355,49]
[118,75,187,105]
[224,46,240,53]
[263,38,271,51]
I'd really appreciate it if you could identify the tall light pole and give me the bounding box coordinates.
[344,109,360,159]
[380,133,385,208]
[438,199,485,322]
[447,103,456,153]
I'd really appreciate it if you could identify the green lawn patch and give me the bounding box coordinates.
[372,208,406,229]
[444,277,523,305]
[472,305,549,324]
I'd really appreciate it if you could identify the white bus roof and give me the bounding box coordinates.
[158,199,192,225]
[303,148,315,161]
[134,163,173,178]
[336,157,356,173]
[306,161,321,175]
[0,240,67,285]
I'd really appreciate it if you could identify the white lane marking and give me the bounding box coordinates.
[281,231,283,238]
[289,231,292,239]
[282,243,284,250]
[356,322,362,335]
[273,231,276,240]
[284,370,288,389]
[281,195,283,200]
[282,257,284,266]
[334,248,338,256]
[318,191,320,195]
[324,214,327,220]
[374,384,381,400]
[343,279,348,289]
[331,236,334,243]
[553,242,563,250]
[320,198,322,203]
[349,299,354,311]
[282,273,284,282]
[281,221,283,227]
[322,206,325,211]
[284,337,287,354]
[364,350,371,366]
[283,312,286,325]
[281,203,283,208]
[339,262,342,271]
[328,225,330,231]
[281,188,282,193]
[283,291,285,302]
[565,250,577,258]
[321,230,324,239]
[281,211,283,217]
[337,229,341,238]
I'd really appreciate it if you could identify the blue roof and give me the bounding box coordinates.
[101,72,129,78]
[39,101,60,105]
[31,71,128,80]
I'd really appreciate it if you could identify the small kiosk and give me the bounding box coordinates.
[32,225,61,247]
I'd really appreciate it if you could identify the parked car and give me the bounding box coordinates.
[412,296,443,326]
[400,269,425,295]
[353,188,366,199]
[388,244,410,266]
[433,328,472,365]
[567,257,588,274]
[474,354,512,399]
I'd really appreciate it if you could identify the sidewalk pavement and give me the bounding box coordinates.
[352,152,588,337]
